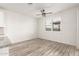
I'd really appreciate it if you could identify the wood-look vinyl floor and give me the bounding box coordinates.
[9,39,79,56]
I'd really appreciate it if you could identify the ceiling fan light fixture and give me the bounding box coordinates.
[42,13,46,17]
[36,8,52,17]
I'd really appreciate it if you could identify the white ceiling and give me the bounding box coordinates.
[0,3,78,17]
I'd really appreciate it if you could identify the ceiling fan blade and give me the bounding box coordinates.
[46,12,52,14]
[36,14,42,16]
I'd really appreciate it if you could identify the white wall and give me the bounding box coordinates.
[0,7,77,46]
[38,7,77,46]
[0,12,5,27]
[77,7,79,48]
[0,11,5,35]
[4,11,37,43]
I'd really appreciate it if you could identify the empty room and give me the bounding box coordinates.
[0,3,79,56]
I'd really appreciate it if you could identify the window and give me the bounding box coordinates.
[45,16,61,31]
[53,16,61,31]
[53,21,60,31]
[45,16,52,31]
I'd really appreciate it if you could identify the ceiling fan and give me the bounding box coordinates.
[36,9,52,17]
